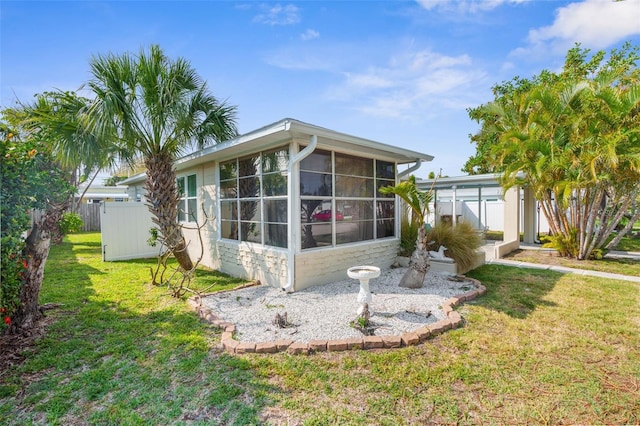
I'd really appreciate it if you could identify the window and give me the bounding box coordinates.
[300,147,396,250]
[220,147,289,248]
[177,174,197,222]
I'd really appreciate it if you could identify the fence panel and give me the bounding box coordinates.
[77,203,101,231]
[100,202,159,261]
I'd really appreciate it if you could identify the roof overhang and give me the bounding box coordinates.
[416,171,526,190]
[120,118,434,186]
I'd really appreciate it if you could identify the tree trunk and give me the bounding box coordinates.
[9,205,63,333]
[606,209,640,250]
[144,153,194,271]
[399,225,430,289]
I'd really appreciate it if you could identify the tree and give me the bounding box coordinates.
[84,45,238,271]
[6,90,117,215]
[1,123,74,334]
[379,176,433,288]
[467,43,640,259]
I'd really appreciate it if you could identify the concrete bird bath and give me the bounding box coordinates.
[347,265,381,316]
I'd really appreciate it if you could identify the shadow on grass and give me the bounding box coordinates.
[0,234,274,425]
[466,264,560,319]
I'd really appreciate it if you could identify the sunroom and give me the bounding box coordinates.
[122,118,433,291]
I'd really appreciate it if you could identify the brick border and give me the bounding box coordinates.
[187,277,486,355]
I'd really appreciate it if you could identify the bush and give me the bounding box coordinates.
[424,221,482,271]
[59,212,83,234]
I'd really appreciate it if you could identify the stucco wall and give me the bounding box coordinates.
[217,241,288,288]
[294,239,399,291]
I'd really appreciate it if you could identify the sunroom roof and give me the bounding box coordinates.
[120,118,433,185]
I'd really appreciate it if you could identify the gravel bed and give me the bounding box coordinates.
[201,267,476,343]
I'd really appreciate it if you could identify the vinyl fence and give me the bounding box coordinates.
[100,202,160,261]
[428,200,551,234]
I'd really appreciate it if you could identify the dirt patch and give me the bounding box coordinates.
[0,310,57,379]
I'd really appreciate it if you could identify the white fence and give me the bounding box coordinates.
[428,200,550,234]
[100,202,160,261]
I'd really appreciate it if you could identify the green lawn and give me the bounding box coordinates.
[1,233,639,424]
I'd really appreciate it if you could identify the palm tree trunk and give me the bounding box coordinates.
[399,225,430,289]
[144,153,193,271]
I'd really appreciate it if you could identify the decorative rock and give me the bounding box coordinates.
[256,342,278,354]
[444,297,460,307]
[382,335,402,348]
[309,340,328,352]
[414,327,431,342]
[327,339,349,351]
[274,339,294,351]
[223,339,238,354]
[428,321,448,336]
[401,332,420,346]
[448,311,462,328]
[346,338,364,350]
[287,342,310,355]
[235,342,256,354]
[221,331,234,343]
[363,336,384,349]
[460,290,478,302]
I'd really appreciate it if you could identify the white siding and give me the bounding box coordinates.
[294,239,399,291]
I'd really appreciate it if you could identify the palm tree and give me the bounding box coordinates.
[85,45,238,271]
[379,176,433,288]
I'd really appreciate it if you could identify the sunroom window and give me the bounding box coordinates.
[177,174,197,223]
[300,148,396,250]
[219,147,289,248]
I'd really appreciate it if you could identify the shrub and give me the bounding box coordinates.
[58,212,83,234]
[424,221,482,271]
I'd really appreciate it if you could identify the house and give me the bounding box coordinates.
[77,183,129,204]
[416,173,547,260]
[118,118,433,291]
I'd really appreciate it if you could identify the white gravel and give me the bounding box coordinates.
[201,267,476,343]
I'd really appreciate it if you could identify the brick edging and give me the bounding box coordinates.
[187,277,486,355]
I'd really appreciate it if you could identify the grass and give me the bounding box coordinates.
[505,249,640,276]
[1,233,639,424]
[0,233,265,425]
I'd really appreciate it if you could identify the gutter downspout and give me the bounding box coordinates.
[397,159,422,181]
[282,134,318,292]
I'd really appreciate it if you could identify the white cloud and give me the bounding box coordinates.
[253,3,300,26]
[301,29,320,41]
[416,0,529,13]
[329,49,486,119]
[514,0,640,58]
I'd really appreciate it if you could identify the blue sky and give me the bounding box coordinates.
[2,0,640,178]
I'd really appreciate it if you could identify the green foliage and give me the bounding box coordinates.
[0,123,73,333]
[547,228,580,258]
[379,175,432,224]
[466,42,640,259]
[399,210,419,257]
[103,175,127,186]
[426,221,482,271]
[58,212,83,234]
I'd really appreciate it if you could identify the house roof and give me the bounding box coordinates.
[416,171,526,190]
[120,118,433,185]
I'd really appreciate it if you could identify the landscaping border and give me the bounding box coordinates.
[187,277,486,355]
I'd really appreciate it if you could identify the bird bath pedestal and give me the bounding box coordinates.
[347,266,381,316]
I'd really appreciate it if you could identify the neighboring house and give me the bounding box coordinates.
[77,183,129,204]
[118,118,433,291]
[417,173,546,259]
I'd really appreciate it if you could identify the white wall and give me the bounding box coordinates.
[100,202,159,261]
